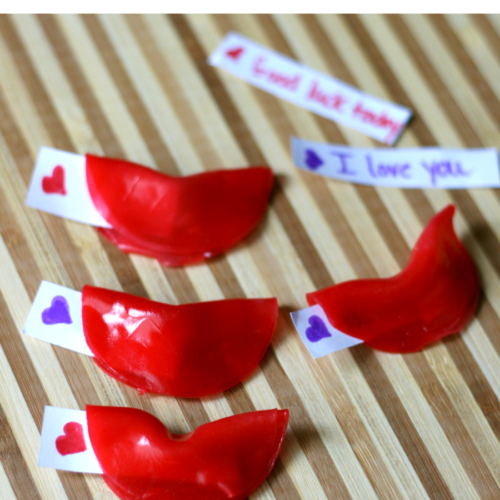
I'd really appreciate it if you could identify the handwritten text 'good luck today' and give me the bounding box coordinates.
[209,32,413,145]
[291,137,500,189]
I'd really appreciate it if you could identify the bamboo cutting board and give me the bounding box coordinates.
[0,13,500,500]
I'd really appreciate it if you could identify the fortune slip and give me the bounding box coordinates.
[39,406,102,473]
[208,32,412,145]
[26,146,110,227]
[292,137,500,189]
[290,305,363,359]
[23,281,93,356]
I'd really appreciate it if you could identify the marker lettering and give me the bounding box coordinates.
[307,80,348,112]
[252,56,301,91]
[366,155,411,179]
[421,160,470,186]
[331,151,355,175]
[291,137,499,189]
[352,102,402,141]
[210,34,412,143]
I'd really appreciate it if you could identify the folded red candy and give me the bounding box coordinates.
[85,154,274,266]
[306,205,480,353]
[87,406,289,500]
[24,281,278,398]
[82,286,278,397]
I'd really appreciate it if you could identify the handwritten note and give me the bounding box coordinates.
[290,304,363,358]
[209,33,412,145]
[23,281,93,357]
[26,147,110,227]
[39,406,102,473]
[292,137,500,189]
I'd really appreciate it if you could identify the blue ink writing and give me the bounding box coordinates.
[305,315,332,343]
[421,160,470,186]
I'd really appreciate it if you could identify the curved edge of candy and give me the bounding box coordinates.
[231,408,289,500]
[96,227,217,267]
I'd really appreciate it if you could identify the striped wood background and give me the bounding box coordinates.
[0,13,500,500]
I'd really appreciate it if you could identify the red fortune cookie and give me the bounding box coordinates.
[306,205,480,353]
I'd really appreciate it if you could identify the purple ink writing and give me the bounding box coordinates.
[331,151,355,175]
[366,155,411,179]
[305,315,332,343]
[421,160,470,186]
[304,149,323,170]
[42,296,72,325]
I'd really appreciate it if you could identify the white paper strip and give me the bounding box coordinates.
[209,33,412,145]
[39,406,102,474]
[291,137,500,189]
[23,281,93,357]
[26,146,111,227]
[290,304,363,359]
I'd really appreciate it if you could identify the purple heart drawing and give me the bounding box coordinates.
[42,296,72,325]
[304,149,324,170]
[305,315,332,343]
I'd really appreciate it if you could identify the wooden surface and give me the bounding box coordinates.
[0,13,500,500]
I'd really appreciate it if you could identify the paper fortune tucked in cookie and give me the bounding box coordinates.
[26,146,111,227]
[39,406,102,473]
[209,32,412,144]
[292,137,500,189]
[23,281,93,356]
[290,304,363,359]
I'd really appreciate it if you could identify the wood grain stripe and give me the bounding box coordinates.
[81,15,178,175]
[0,403,42,500]
[428,14,500,129]
[386,15,482,148]
[405,351,500,498]
[0,94,42,300]
[473,15,500,64]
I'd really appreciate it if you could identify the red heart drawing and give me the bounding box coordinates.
[42,165,67,195]
[56,422,87,456]
[226,46,244,61]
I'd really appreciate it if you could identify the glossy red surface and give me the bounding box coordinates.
[307,205,480,352]
[87,406,289,500]
[82,286,278,397]
[85,154,273,266]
